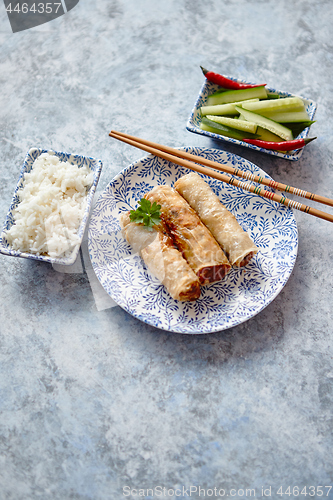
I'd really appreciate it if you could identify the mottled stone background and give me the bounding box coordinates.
[0,0,332,498]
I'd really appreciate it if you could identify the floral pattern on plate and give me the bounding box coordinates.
[88,147,298,334]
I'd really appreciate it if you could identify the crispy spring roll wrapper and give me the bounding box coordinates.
[120,212,200,301]
[174,172,258,267]
[144,185,231,284]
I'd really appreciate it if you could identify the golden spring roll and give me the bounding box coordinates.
[174,173,258,267]
[144,185,231,284]
[120,212,200,301]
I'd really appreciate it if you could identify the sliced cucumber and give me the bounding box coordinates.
[200,117,259,140]
[240,96,305,114]
[206,115,258,134]
[238,115,285,141]
[283,120,315,137]
[206,86,267,106]
[235,106,293,141]
[258,110,310,123]
[256,126,288,142]
[200,98,259,117]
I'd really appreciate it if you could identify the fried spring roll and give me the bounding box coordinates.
[120,212,200,301]
[144,185,231,284]
[174,173,258,267]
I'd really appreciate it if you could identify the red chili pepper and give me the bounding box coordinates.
[201,66,266,90]
[243,137,317,151]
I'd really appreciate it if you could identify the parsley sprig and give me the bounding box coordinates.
[129,198,161,231]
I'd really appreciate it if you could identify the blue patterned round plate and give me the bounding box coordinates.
[88,148,298,334]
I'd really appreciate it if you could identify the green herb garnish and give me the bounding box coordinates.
[129,198,161,231]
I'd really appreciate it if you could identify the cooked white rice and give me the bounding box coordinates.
[3,152,94,258]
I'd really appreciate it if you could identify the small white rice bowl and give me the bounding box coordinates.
[0,148,103,265]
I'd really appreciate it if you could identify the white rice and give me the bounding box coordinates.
[3,152,94,258]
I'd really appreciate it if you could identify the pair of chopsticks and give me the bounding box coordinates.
[109,130,333,224]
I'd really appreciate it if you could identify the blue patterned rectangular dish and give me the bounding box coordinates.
[186,78,317,161]
[0,148,103,266]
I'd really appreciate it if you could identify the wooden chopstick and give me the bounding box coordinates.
[109,130,333,224]
[110,130,333,209]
